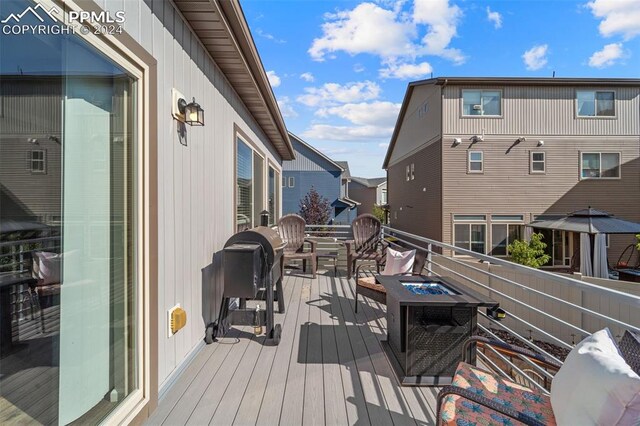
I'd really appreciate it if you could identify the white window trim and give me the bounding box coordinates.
[410,163,415,180]
[530,151,546,174]
[453,221,487,256]
[288,176,295,188]
[29,149,46,174]
[491,222,525,257]
[580,151,622,180]
[468,151,484,174]
[575,89,616,119]
[461,89,503,118]
[405,165,410,181]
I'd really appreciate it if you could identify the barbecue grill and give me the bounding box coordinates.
[205,226,286,345]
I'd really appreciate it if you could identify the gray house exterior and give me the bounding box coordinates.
[383,77,640,269]
[349,177,387,216]
[283,134,358,224]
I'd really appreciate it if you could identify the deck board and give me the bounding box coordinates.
[147,272,441,426]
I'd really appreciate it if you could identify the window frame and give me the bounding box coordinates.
[234,132,270,232]
[29,149,47,174]
[580,152,621,180]
[453,215,487,256]
[490,215,525,257]
[461,89,503,118]
[530,151,546,174]
[467,151,484,174]
[267,162,281,226]
[405,165,410,181]
[288,176,295,188]
[575,89,616,119]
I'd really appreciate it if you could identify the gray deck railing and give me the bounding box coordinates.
[381,225,640,392]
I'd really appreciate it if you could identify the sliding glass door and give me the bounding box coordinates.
[0,1,138,423]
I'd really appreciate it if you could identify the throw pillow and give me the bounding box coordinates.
[381,248,416,275]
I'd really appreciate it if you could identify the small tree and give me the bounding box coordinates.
[507,233,551,268]
[372,205,386,224]
[636,234,640,251]
[299,187,331,225]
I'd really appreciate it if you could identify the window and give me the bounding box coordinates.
[454,223,486,254]
[462,90,501,116]
[381,189,387,204]
[253,152,264,225]
[236,139,253,231]
[268,166,280,226]
[29,150,46,173]
[410,163,415,180]
[530,151,545,173]
[468,151,483,173]
[577,90,615,117]
[288,176,295,187]
[406,165,410,181]
[581,152,620,179]
[282,176,286,187]
[491,215,524,256]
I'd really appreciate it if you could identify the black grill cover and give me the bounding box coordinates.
[224,226,286,265]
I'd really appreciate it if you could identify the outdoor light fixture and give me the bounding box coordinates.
[453,137,462,146]
[178,97,204,126]
[538,140,545,147]
[171,88,205,126]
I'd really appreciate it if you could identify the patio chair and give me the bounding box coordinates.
[277,214,317,278]
[354,245,427,313]
[436,330,640,426]
[345,214,387,280]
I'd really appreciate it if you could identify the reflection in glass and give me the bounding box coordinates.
[0,0,137,423]
[236,140,253,232]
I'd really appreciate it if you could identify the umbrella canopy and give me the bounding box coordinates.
[528,208,640,235]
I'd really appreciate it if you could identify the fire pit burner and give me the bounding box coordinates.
[401,281,459,296]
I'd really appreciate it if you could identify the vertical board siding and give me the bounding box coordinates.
[443,85,640,136]
[100,0,285,386]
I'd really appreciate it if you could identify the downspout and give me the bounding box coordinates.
[441,79,448,247]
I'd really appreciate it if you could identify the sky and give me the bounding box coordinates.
[241,0,640,178]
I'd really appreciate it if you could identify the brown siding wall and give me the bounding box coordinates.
[441,135,640,265]
[388,141,442,241]
[443,85,640,136]
[349,183,377,215]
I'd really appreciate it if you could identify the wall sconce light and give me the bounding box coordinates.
[537,140,545,147]
[179,97,204,126]
[171,89,205,126]
[453,137,462,146]
[516,136,526,143]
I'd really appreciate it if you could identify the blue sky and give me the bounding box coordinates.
[242,0,640,178]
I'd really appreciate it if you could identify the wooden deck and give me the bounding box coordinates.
[147,270,440,426]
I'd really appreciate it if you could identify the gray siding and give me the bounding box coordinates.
[388,84,442,166]
[388,141,442,241]
[100,0,284,386]
[283,139,342,172]
[443,85,640,136]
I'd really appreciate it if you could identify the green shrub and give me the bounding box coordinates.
[507,233,551,269]
[372,205,386,224]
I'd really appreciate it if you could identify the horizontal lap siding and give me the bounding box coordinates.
[102,1,284,386]
[443,85,640,136]
[282,170,341,217]
[348,183,376,215]
[388,141,442,241]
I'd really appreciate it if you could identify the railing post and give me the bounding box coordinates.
[427,243,432,276]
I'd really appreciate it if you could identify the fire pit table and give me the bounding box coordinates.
[376,274,498,386]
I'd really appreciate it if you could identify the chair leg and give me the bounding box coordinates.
[354,286,359,313]
[303,259,307,273]
[311,256,317,279]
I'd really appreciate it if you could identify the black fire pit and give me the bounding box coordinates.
[377,274,498,386]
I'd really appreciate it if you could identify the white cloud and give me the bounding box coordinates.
[266,70,281,88]
[378,142,390,149]
[308,1,464,65]
[300,72,315,82]
[255,28,285,43]
[309,3,416,61]
[297,81,381,107]
[587,0,640,40]
[522,44,548,71]
[413,0,465,64]
[302,124,394,141]
[486,7,502,29]
[589,43,626,68]
[353,63,365,73]
[379,61,433,79]
[277,96,298,118]
[316,101,401,127]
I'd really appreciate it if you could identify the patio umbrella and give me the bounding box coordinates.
[593,233,609,278]
[529,208,640,235]
[580,233,593,276]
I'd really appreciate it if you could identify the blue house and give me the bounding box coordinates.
[283,133,359,224]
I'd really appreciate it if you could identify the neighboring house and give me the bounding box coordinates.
[283,134,359,223]
[0,1,293,424]
[383,77,640,269]
[349,177,387,215]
